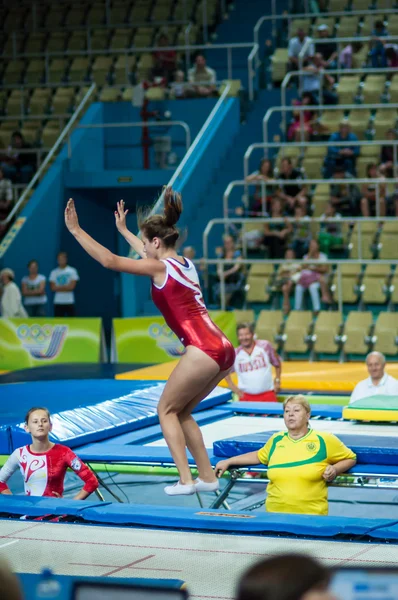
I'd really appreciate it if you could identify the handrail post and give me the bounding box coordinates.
[358,221,362,261]
[337,264,343,315]
[227,47,232,80]
[376,182,380,218]
[202,0,208,44]
[220,263,226,311]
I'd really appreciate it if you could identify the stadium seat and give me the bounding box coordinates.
[91,56,113,85]
[317,110,344,135]
[51,88,75,114]
[130,1,151,22]
[246,275,271,304]
[91,30,111,51]
[390,274,398,306]
[6,89,27,117]
[348,221,379,259]
[87,6,106,26]
[234,309,255,324]
[387,14,398,36]
[351,0,372,8]
[312,310,343,356]
[136,53,155,80]
[151,1,172,21]
[65,6,85,28]
[373,312,398,356]
[275,146,301,168]
[283,311,313,355]
[20,126,40,146]
[69,58,91,82]
[28,89,52,116]
[48,59,69,83]
[343,311,373,355]
[360,144,381,159]
[288,19,312,37]
[347,109,371,140]
[361,265,391,305]
[255,310,284,344]
[313,17,336,34]
[24,33,46,54]
[301,158,322,179]
[133,27,155,48]
[336,264,362,304]
[372,109,397,141]
[271,49,289,83]
[109,3,130,24]
[3,60,25,85]
[389,74,398,103]
[44,6,66,28]
[173,0,196,20]
[336,76,360,105]
[67,32,87,52]
[110,29,133,50]
[249,264,275,277]
[337,16,359,37]
[41,120,63,147]
[362,75,386,104]
[378,229,397,259]
[121,87,133,101]
[98,87,120,102]
[360,16,374,37]
[113,55,137,85]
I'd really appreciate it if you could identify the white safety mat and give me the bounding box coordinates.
[1,520,398,600]
[148,416,398,448]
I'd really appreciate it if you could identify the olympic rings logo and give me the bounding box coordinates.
[16,324,68,360]
[148,323,186,357]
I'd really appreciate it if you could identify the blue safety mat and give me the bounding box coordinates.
[1,496,397,538]
[213,432,398,465]
[0,380,231,454]
[370,523,398,540]
[78,444,218,465]
[220,402,343,419]
[18,573,185,600]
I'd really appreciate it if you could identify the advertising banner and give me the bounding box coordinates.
[112,311,238,364]
[0,318,103,370]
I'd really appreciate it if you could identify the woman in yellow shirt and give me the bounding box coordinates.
[215,395,356,516]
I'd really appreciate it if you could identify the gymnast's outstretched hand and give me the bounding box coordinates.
[65,198,80,235]
[115,200,129,234]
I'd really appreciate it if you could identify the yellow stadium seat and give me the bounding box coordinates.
[69,58,90,82]
[87,6,106,26]
[99,87,121,102]
[67,32,87,52]
[343,311,373,355]
[249,264,275,277]
[271,49,288,83]
[91,56,114,86]
[312,311,343,355]
[378,232,397,259]
[361,265,391,305]
[256,310,284,344]
[51,88,75,114]
[328,0,348,10]
[28,89,52,116]
[48,59,69,83]
[113,55,137,85]
[110,30,133,50]
[336,76,360,105]
[24,33,46,54]
[301,158,322,179]
[283,311,313,355]
[130,2,151,22]
[65,6,85,28]
[335,264,362,304]
[6,90,27,117]
[3,60,25,85]
[337,16,359,37]
[362,75,386,104]
[109,4,129,24]
[133,28,155,48]
[246,275,270,304]
[373,312,398,356]
[234,309,255,324]
[347,109,371,140]
[288,19,312,37]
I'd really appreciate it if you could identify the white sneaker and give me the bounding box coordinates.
[194,478,220,492]
[164,481,196,496]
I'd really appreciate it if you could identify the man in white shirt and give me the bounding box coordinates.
[288,28,315,71]
[0,268,28,318]
[188,55,217,97]
[49,251,79,317]
[225,322,282,402]
[350,352,398,403]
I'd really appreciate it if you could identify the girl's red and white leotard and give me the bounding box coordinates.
[0,444,98,497]
[151,257,234,370]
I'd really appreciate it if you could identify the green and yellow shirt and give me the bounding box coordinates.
[257,429,356,516]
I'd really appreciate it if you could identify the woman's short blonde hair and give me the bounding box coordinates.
[283,394,311,415]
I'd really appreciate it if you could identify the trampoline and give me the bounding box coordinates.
[1,369,398,600]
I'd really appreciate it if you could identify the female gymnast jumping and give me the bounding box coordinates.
[64,188,235,496]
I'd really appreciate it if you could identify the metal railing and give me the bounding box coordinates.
[281,67,397,130]
[259,109,398,154]
[0,83,97,228]
[67,120,192,160]
[254,7,398,60]
[1,42,258,100]
[222,178,398,222]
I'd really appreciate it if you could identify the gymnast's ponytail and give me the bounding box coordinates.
[139,187,183,248]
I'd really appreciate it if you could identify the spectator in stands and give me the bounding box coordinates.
[328,165,361,216]
[237,554,335,600]
[0,131,36,184]
[49,251,79,317]
[0,559,23,600]
[324,122,359,178]
[278,248,302,315]
[302,54,338,105]
[350,352,398,404]
[188,55,217,97]
[182,246,196,260]
[287,92,316,142]
[225,322,282,402]
[315,24,337,68]
[276,157,308,214]
[288,28,314,71]
[294,239,332,313]
[213,235,244,308]
[0,167,13,238]
[245,158,277,215]
[371,20,388,68]
[290,205,312,258]
[153,33,177,82]
[216,394,356,515]
[170,70,189,99]
[339,41,363,70]
[262,199,292,259]
[0,268,28,318]
[319,201,343,253]
[385,44,398,68]
[380,129,397,178]
[21,259,47,317]
[360,163,386,217]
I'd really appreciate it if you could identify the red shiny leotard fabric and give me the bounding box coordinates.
[151,258,234,371]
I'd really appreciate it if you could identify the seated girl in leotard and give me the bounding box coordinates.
[0,407,98,499]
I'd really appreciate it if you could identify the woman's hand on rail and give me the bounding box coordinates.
[215,460,231,478]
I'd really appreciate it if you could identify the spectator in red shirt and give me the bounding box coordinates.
[153,34,177,82]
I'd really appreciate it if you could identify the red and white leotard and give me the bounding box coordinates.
[0,444,98,497]
[151,257,234,370]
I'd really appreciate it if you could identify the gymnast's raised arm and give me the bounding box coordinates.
[114,200,146,259]
[64,198,164,278]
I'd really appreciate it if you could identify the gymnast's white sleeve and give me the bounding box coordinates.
[0,450,20,492]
